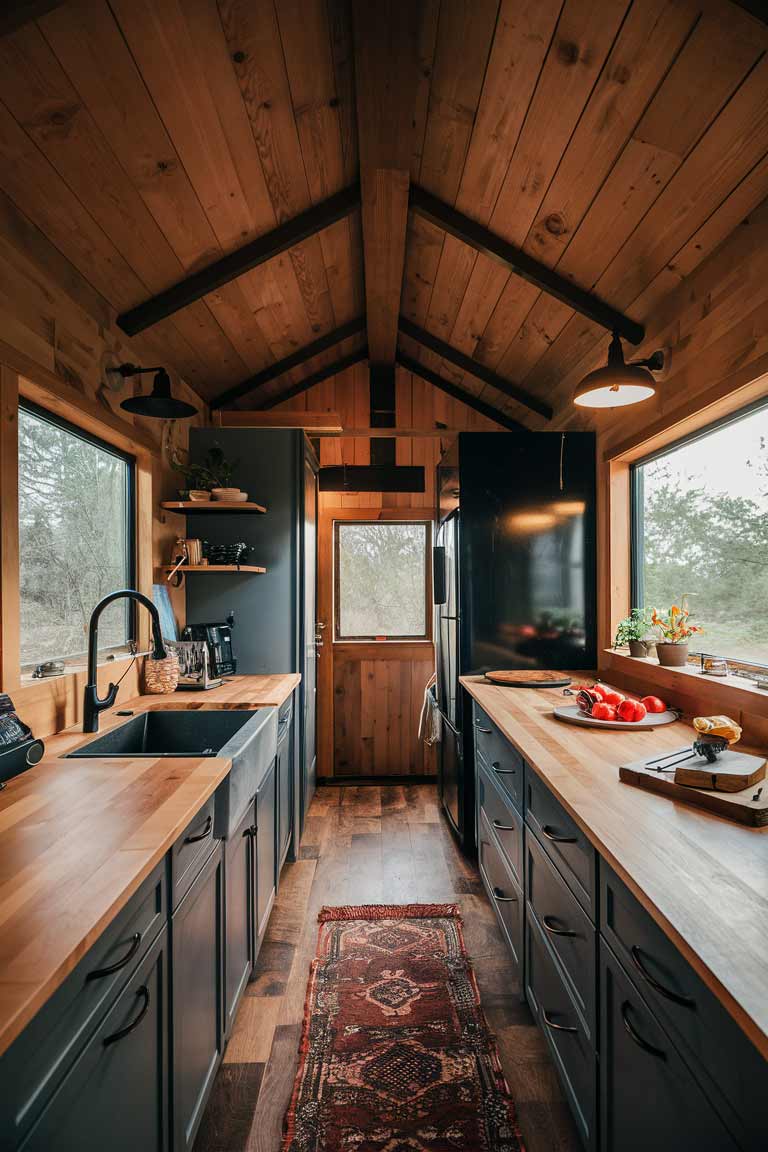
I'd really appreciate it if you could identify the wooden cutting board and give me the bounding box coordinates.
[484,670,572,688]
[620,748,768,826]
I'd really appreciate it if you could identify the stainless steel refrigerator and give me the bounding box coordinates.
[433,431,597,848]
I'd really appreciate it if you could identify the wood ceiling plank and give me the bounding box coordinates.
[418,0,499,203]
[422,0,629,405]
[217,0,336,341]
[327,0,359,184]
[354,1,421,365]
[501,2,768,409]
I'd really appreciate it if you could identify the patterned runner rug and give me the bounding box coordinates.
[283,903,525,1151]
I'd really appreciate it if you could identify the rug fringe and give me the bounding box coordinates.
[318,902,462,922]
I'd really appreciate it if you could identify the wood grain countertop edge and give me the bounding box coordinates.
[460,674,768,1062]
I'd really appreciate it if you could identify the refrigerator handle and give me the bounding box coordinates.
[433,546,447,605]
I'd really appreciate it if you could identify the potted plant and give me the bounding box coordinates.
[649,598,702,667]
[614,608,652,657]
[170,442,243,501]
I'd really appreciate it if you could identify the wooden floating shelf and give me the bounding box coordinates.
[160,564,267,574]
[161,501,267,514]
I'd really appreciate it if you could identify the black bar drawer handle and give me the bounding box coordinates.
[631,945,695,1008]
[86,932,142,982]
[621,1000,667,1060]
[474,722,492,733]
[103,986,150,1048]
[492,886,517,903]
[540,824,578,845]
[492,762,516,775]
[184,814,212,844]
[243,824,258,839]
[492,818,515,832]
[542,915,577,938]
[542,1009,578,1034]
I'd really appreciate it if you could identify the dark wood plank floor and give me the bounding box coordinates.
[194,784,580,1152]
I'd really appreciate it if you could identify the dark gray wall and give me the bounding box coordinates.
[186,429,299,674]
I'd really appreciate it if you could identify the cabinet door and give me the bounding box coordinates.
[224,805,254,1036]
[172,844,224,1152]
[277,728,292,874]
[600,941,739,1152]
[254,758,277,953]
[21,928,169,1152]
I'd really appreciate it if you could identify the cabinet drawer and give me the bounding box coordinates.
[525,766,596,919]
[20,927,169,1152]
[525,829,595,1038]
[171,794,216,910]
[278,694,293,732]
[477,809,523,974]
[472,703,524,812]
[526,912,595,1149]
[0,859,167,1148]
[601,864,763,1149]
[600,939,739,1152]
[477,758,523,884]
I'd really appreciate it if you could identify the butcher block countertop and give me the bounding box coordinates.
[461,675,768,1060]
[0,673,300,1058]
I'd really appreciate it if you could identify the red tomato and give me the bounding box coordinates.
[641,695,667,714]
[590,684,607,701]
[595,684,625,707]
[617,699,647,723]
[591,701,617,721]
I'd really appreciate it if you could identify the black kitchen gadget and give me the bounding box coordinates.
[182,614,237,678]
[0,694,45,787]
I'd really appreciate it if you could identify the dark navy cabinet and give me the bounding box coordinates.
[171,843,224,1152]
[20,928,169,1152]
[254,758,277,955]
[276,695,294,876]
[224,804,254,1036]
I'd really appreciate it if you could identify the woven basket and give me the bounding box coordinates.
[144,653,180,695]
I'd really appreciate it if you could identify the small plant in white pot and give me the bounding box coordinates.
[649,598,702,667]
[613,609,653,657]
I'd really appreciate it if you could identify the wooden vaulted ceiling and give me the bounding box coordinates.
[1,0,767,428]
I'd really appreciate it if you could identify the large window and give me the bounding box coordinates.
[19,403,134,668]
[632,399,768,667]
[334,520,430,641]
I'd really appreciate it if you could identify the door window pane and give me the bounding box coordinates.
[335,521,429,640]
[19,404,133,666]
[632,401,768,665]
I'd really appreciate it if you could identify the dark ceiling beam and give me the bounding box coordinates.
[731,2,768,25]
[398,316,553,421]
[409,184,644,346]
[117,183,361,336]
[211,316,366,409]
[258,345,369,411]
[396,351,525,432]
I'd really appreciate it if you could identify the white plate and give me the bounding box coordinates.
[552,704,679,730]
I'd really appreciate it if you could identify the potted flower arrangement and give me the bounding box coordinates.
[649,598,702,667]
[613,608,653,658]
[171,442,245,501]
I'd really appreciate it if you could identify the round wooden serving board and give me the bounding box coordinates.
[552,704,678,730]
[485,670,572,688]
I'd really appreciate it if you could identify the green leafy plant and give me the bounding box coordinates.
[171,442,240,491]
[650,597,703,644]
[613,608,650,648]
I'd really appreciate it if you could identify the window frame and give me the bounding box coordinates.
[333,518,432,643]
[18,399,137,671]
[630,394,768,672]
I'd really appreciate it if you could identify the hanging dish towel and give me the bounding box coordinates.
[418,673,441,746]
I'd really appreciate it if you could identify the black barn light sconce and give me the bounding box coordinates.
[573,333,664,409]
[110,363,198,419]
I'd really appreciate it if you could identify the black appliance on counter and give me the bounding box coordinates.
[434,431,596,849]
[182,615,237,678]
[0,694,44,787]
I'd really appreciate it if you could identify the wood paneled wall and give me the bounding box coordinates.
[0,183,207,739]
[277,362,504,778]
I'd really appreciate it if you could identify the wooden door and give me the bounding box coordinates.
[317,507,437,780]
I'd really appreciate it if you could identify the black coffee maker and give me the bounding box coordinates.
[182,612,237,678]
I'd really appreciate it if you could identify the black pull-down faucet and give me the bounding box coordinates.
[84,590,168,732]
